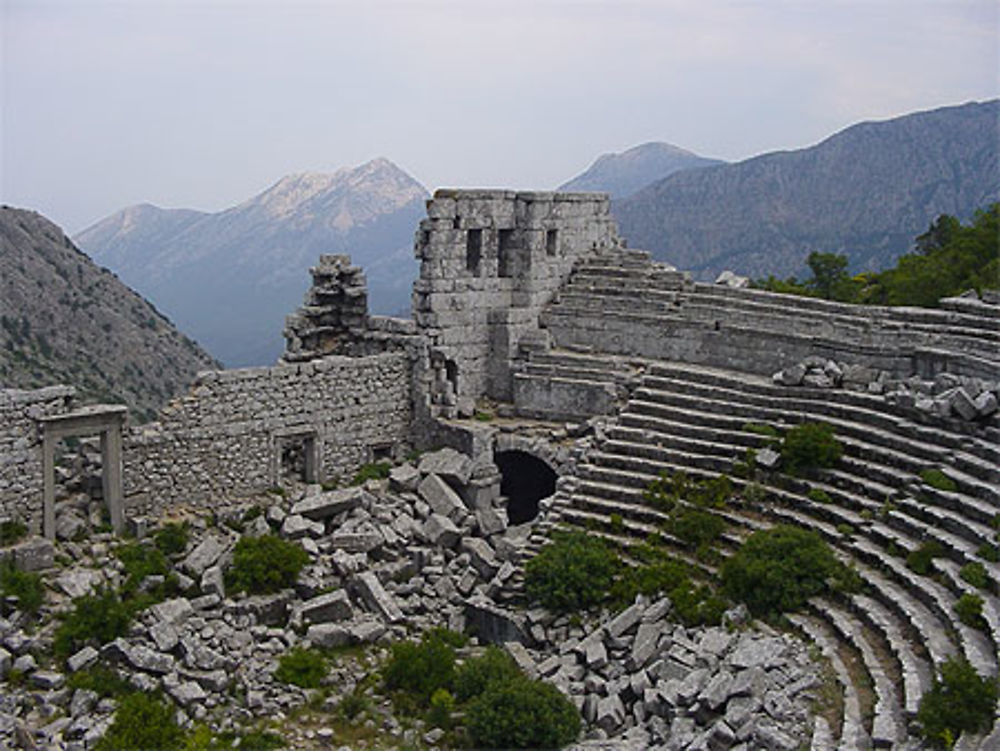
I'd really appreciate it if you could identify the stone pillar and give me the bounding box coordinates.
[101,425,124,534]
[42,433,56,540]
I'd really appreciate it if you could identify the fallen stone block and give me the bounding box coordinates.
[280,514,324,539]
[66,646,99,673]
[150,597,194,626]
[12,537,54,572]
[423,513,461,548]
[975,390,998,417]
[949,387,978,420]
[389,464,421,492]
[307,623,351,649]
[168,680,207,707]
[328,531,383,554]
[418,474,465,519]
[352,571,403,623]
[181,534,229,577]
[596,693,626,732]
[475,506,507,536]
[298,589,354,624]
[418,448,472,486]
[290,487,366,521]
[461,537,500,579]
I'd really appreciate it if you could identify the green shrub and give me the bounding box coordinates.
[0,520,28,547]
[643,472,678,513]
[0,562,44,614]
[954,593,987,631]
[351,461,392,486]
[66,665,133,698]
[225,535,309,595]
[427,688,455,728]
[977,543,1000,563]
[907,541,945,576]
[780,422,842,476]
[54,587,131,658]
[94,692,185,751]
[115,541,169,596]
[154,522,190,557]
[669,580,728,627]
[337,691,369,721]
[524,530,620,613]
[917,656,999,748]
[959,562,990,590]
[921,469,958,493]
[689,474,733,508]
[720,525,858,618]
[610,556,690,607]
[665,508,726,549]
[274,647,327,688]
[608,513,623,533]
[383,630,457,708]
[453,646,523,702]
[807,488,832,504]
[465,678,580,749]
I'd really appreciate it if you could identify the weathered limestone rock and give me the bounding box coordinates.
[418,448,473,486]
[150,597,194,625]
[290,487,366,521]
[418,474,465,519]
[352,571,403,623]
[181,534,228,577]
[461,537,500,579]
[389,464,421,492]
[66,646,99,673]
[297,589,354,624]
[423,513,461,548]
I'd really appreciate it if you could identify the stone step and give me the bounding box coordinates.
[786,613,871,751]
[810,599,907,747]
[847,593,932,718]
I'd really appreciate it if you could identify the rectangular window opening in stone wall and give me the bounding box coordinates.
[466,229,482,275]
[546,229,558,256]
[498,228,515,278]
[371,443,393,463]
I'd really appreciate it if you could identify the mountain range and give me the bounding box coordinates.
[613,99,1000,280]
[0,206,219,420]
[76,158,428,367]
[73,100,998,370]
[558,142,724,198]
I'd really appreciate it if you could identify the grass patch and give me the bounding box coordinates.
[0,520,28,547]
[906,541,945,576]
[351,461,392,486]
[0,562,45,614]
[920,469,958,493]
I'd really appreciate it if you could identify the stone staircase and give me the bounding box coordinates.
[537,361,1000,750]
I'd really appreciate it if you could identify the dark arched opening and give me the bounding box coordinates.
[495,450,557,525]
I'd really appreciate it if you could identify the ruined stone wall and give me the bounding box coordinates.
[122,352,413,516]
[0,386,74,532]
[412,190,620,414]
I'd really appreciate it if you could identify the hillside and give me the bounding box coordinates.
[614,100,1000,280]
[76,158,429,367]
[0,206,219,420]
[558,141,724,198]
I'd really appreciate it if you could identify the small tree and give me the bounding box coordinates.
[466,678,580,749]
[524,530,619,613]
[806,252,850,300]
[917,656,998,748]
[781,422,842,476]
[94,693,185,751]
[720,525,857,618]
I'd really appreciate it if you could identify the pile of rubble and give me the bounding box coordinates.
[773,357,998,422]
[1,446,821,750]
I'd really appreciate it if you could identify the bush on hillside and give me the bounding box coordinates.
[54,587,131,658]
[93,692,185,751]
[153,522,190,557]
[465,677,580,749]
[921,469,958,493]
[917,656,998,748]
[524,530,620,613]
[907,541,945,576]
[720,525,858,618]
[453,646,523,702]
[382,629,460,709]
[224,534,309,595]
[0,520,28,547]
[274,647,327,688]
[0,562,44,615]
[780,422,842,476]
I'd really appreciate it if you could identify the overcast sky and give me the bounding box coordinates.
[2,0,997,234]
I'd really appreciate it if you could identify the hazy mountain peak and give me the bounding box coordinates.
[560,141,724,199]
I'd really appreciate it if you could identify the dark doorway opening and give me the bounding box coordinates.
[495,450,556,525]
[278,434,318,485]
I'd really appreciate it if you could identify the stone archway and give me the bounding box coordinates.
[494,449,557,525]
[37,405,128,539]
